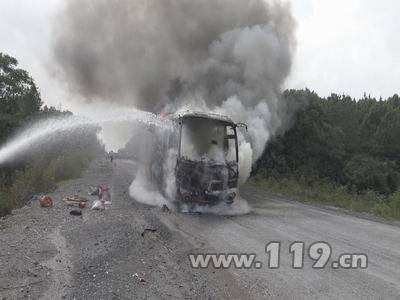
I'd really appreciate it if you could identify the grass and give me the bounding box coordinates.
[0,151,95,217]
[248,176,400,220]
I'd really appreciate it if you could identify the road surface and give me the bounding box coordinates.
[0,159,399,299]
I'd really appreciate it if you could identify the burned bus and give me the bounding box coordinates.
[151,111,245,210]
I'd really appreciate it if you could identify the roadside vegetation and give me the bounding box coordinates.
[248,177,400,220]
[0,53,104,216]
[253,89,400,220]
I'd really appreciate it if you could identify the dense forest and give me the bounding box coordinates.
[253,89,400,218]
[0,53,103,216]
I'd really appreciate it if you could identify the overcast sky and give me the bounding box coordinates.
[1,0,399,111]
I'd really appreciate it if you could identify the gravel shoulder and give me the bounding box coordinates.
[0,160,248,299]
[1,159,399,299]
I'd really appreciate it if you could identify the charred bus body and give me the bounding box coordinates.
[151,111,244,209]
[175,111,241,208]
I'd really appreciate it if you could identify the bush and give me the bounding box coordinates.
[248,176,400,220]
[0,140,100,217]
[386,192,400,219]
[0,192,13,216]
[343,155,400,195]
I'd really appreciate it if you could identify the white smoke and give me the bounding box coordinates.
[180,197,251,216]
[51,0,297,213]
[129,169,168,207]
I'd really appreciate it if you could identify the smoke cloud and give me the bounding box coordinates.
[52,0,296,204]
[53,0,295,147]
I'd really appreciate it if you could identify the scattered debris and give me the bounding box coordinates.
[91,200,112,210]
[88,186,100,197]
[39,196,53,208]
[141,228,157,237]
[91,184,112,210]
[91,200,102,210]
[132,273,146,283]
[161,204,170,212]
[99,185,111,201]
[69,210,82,216]
[63,196,88,206]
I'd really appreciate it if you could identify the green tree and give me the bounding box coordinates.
[0,53,42,141]
[255,89,400,196]
[284,99,345,181]
[374,108,400,159]
[343,154,399,195]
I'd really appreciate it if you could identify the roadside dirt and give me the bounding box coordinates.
[1,159,399,299]
[0,160,248,299]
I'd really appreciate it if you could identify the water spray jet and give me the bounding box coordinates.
[0,108,172,165]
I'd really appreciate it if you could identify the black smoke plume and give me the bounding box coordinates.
[53,0,296,162]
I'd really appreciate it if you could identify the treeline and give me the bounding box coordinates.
[0,53,104,216]
[253,89,400,218]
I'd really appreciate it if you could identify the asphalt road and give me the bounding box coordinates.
[0,159,399,299]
